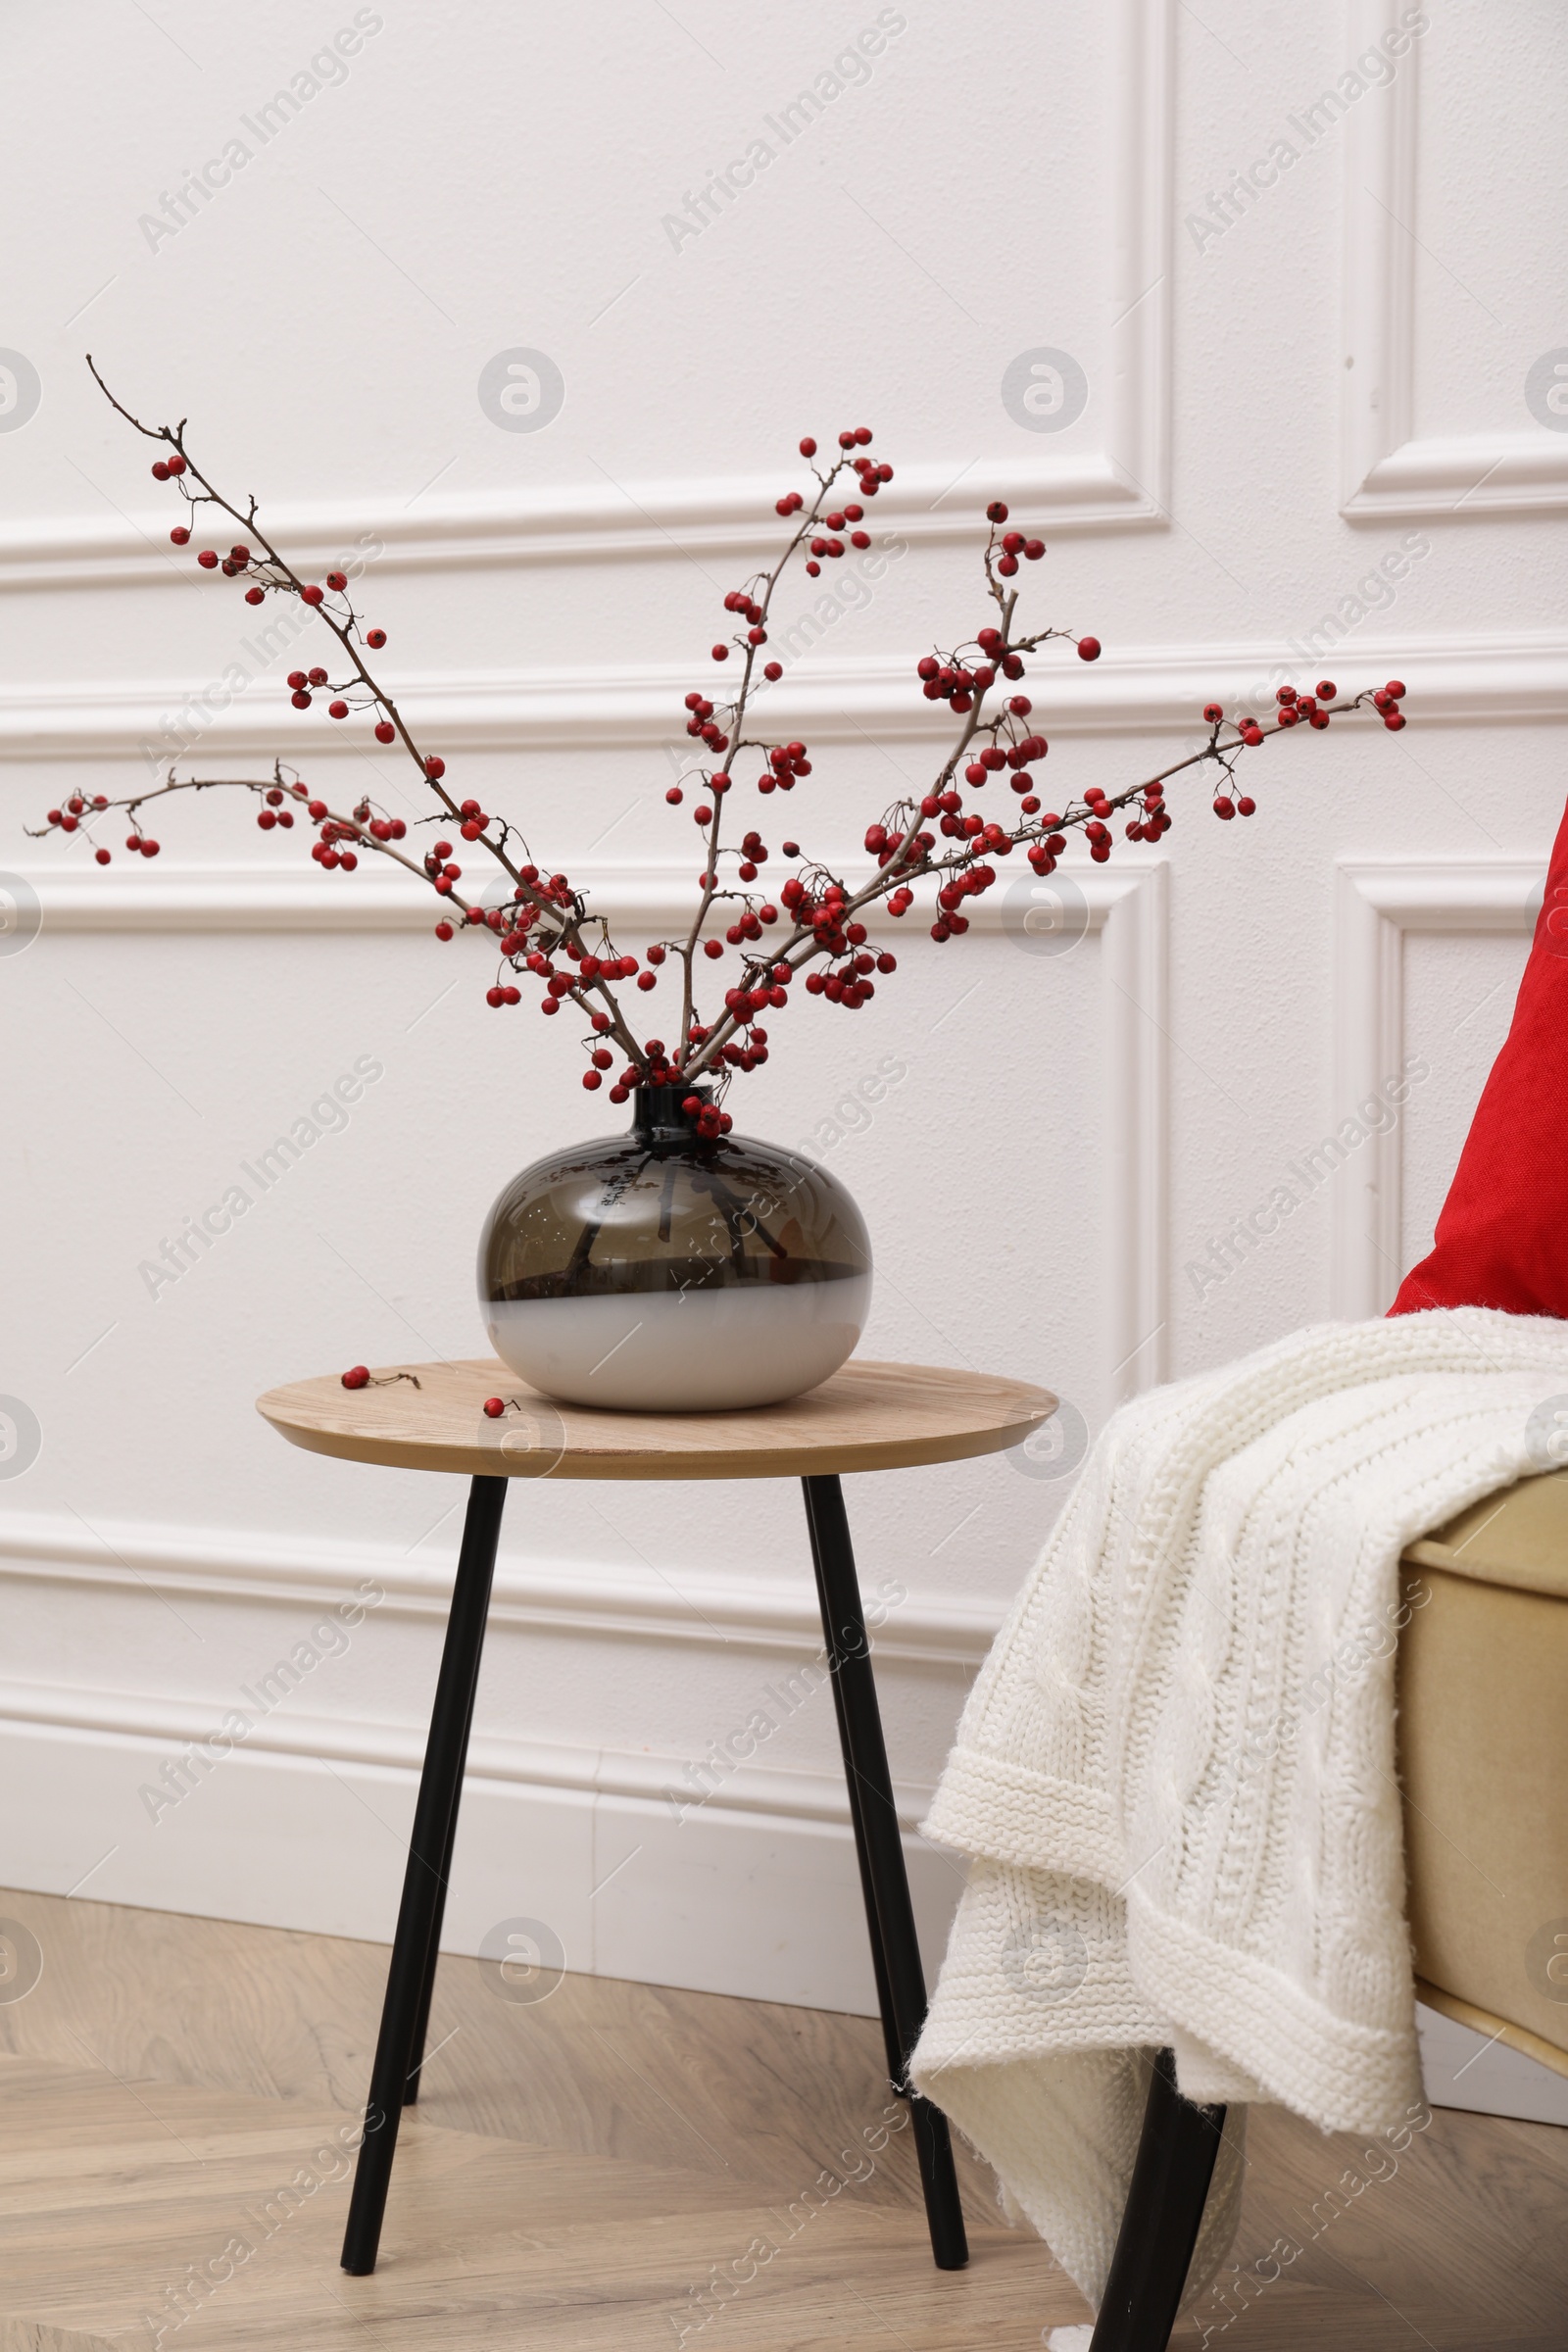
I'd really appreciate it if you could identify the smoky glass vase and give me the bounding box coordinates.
[477,1086,872,1411]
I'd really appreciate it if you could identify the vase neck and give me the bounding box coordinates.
[631,1082,712,1146]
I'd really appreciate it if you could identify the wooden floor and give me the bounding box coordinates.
[0,1890,1562,2348]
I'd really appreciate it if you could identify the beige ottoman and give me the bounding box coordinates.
[1399,1466,1568,2077]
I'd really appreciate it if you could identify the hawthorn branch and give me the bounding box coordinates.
[71,363,1406,1109]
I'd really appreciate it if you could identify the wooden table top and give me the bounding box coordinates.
[256,1357,1058,1483]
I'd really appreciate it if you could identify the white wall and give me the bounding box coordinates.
[2,0,1565,2012]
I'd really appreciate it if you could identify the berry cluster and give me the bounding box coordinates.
[43,791,119,864]
[43,360,1411,1122]
[775,429,892,585]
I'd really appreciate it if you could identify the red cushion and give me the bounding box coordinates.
[1390,795,1568,1319]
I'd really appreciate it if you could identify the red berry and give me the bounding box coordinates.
[1384,710,1406,730]
[325,571,347,592]
[301,584,324,605]
[374,721,395,744]
[94,847,111,865]
[434,919,454,940]
[309,667,328,686]
[800,436,817,457]
[291,691,312,709]
[367,628,387,648]
[287,671,307,689]
[582,1070,603,1090]
[483,1396,506,1418]
[341,1365,370,1390]
[1077,637,1101,662]
[1385,679,1406,701]
[1203,703,1223,723]
[328,700,350,719]
[711,644,729,661]
[665,787,683,805]
[140,839,160,856]
[245,586,265,606]
[197,550,219,568]
[1237,796,1256,815]
[1315,679,1337,701]
[166,454,186,476]
[763,661,783,681]
[425,757,445,778]
[986,501,1008,523]
[151,461,170,480]
[171,526,190,546]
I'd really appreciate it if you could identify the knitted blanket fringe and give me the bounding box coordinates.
[910,1308,1568,2315]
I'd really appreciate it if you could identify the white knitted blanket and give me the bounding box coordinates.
[910,1308,1568,2316]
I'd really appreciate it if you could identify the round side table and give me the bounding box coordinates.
[258,1354,1055,2280]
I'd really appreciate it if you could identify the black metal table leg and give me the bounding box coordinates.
[341,1474,508,2276]
[818,1617,905,2100]
[801,1474,969,2272]
[1089,2048,1226,2351]
[402,1661,478,2105]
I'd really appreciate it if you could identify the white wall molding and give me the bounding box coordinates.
[0,1710,959,2014]
[1333,858,1542,1317]
[0,1,1172,605]
[5,633,1563,771]
[0,1528,971,2011]
[1340,3,1568,518]
[1106,0,1174,515]
[1102,860,1168,1396]
[0,1505,1001,1672]
[0,1670,935,1833]
[17,851,1152,932]
[12,853,1169,1395]
[0,447,1159,600]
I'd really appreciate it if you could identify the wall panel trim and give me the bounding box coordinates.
[1340,1,1568,518]
[1333,857,1541,1316]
